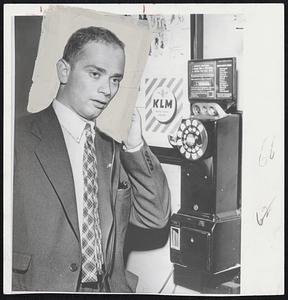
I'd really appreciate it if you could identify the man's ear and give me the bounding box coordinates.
[56,58,71,84]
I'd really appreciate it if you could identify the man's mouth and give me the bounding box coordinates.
[91,99,107,108]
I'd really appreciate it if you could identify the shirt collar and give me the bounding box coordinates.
[52,99,95,143]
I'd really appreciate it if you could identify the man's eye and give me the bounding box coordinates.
[90,72,100,78]
[112,78,121,84]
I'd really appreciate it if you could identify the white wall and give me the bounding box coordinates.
[203,14,244,110]
[204,12,284,294]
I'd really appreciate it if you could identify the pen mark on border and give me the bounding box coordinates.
[256,197,276,226]
[258,136,276,167]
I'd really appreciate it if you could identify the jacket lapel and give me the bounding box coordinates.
[33,106,80,242]
[94,128,114,261]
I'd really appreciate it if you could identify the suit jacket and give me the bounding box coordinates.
[12,105,171,292]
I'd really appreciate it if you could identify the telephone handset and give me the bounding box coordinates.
[168,103,227,161]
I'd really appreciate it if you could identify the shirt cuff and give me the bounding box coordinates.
[122,140,144,153]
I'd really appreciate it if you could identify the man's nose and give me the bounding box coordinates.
[97,79,111,97]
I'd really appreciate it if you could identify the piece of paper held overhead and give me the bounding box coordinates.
[28,6,152,143]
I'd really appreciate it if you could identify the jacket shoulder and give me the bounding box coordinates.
[14,107,52,143]
[15,112,40,132]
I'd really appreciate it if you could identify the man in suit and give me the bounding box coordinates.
[13,26,171,293]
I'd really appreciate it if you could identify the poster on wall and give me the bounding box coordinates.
[147,14,190,59]
[143,77,185,141]
[134,14,191,148]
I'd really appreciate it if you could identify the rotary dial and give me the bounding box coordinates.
[175,118,208,160]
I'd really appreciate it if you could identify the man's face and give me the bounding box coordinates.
[61,41,125,120]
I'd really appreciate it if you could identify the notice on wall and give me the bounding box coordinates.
[188,58,235,101]
[216,59,234,98]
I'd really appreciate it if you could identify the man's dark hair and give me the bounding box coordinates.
[63,26,125,64]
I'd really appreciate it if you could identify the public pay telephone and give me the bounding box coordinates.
[168,57,241,289]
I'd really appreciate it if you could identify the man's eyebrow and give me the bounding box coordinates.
[112,73,124,78]
[85,65,106,73]
[84,65,123,78]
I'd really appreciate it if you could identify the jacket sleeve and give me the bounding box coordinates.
[120,142,171,229]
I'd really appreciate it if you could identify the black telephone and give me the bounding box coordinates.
[169,57,241,286]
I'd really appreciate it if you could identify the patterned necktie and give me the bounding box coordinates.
[81,123,104,283]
